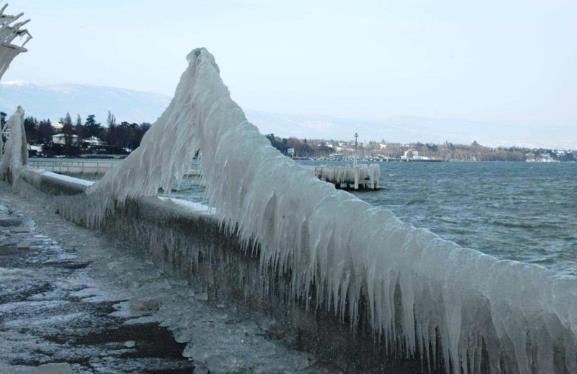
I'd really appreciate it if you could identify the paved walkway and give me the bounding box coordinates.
[0,203,195,373]
[0,185,335,374]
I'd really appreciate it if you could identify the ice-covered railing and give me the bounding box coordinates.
[0,3,31,79]
[62,48,577,373]
[0,106,27,182]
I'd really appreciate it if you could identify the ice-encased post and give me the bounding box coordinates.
[0,106,27,183]
[0,3,31,80]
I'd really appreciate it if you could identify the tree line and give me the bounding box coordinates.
[265,134,334,158]
[21,111,151,156]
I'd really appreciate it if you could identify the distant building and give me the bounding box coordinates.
[328,153,344,161]
[52,133,79,145]
[51,121,64,131]
[402,150,419,160]
[82,136,104,147]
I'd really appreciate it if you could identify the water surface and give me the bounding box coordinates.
[351,161,577,276]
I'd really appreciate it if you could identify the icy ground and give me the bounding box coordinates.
[0,185,337,373]
[0,199,195,373]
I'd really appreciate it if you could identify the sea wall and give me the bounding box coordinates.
[17,167,432,373]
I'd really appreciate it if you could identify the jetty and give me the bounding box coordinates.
[313,133,380,190]
[314,163,380,190]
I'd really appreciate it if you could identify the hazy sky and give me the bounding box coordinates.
[4,0,577,129]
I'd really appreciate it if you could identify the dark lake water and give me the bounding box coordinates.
[354,161,577,276]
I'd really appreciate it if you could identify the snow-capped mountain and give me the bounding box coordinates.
[249,111,577,149]
[0,82,574,148]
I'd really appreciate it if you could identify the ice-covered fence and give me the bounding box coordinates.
[0,4,31,80]
[27,158,117,176]
[0,106,27,183]
[0,47,571,372]
[14,168,423,372]
[42,48,576,373]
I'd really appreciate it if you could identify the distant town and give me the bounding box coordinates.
[3,111,575,162]
[267,135,576,162]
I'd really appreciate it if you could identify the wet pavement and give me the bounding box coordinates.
[0,184,335,374]
[0,204,195,373]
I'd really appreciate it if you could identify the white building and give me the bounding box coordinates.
[52,133,79,145]
[83,136,104,146]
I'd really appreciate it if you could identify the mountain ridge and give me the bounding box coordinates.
[1,82,574,149]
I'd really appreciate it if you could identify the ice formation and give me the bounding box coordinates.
[0,4,30,183]
[0,4,31,80]
[38,48,577,372]
[314,164,380,189]
[0,106,27,183]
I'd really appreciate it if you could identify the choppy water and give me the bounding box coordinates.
[173,161,577,277]
[357,161,577,276]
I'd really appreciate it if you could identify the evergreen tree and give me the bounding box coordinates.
[38,120,53,144]
[85,114,101,138]
[23,116,40,144]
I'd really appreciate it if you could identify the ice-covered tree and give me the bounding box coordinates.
[0,4,31,80]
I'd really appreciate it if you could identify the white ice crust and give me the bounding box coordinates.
[0,106,27,182]
[65,48,577,373]
[41,171,95,187]
[314,163,380,189]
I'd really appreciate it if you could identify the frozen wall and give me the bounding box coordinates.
[45,48,577,373]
